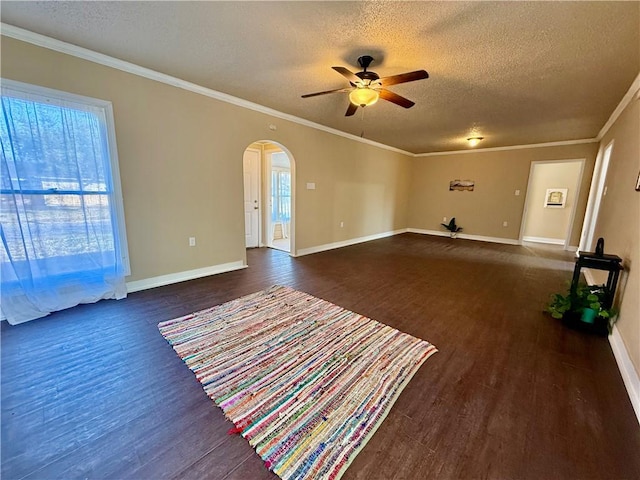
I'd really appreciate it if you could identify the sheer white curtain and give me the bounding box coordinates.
[0,82,129,324]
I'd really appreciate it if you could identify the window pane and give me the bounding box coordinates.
[1,96,110,192]
[1,91,120,275]
[1,80,129,324]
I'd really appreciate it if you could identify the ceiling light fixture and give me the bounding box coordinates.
[349,87,379,107]
[467,136,484,147]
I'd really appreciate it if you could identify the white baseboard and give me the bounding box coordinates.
[522,236,565,245]
[583,271,640,425]
[407,228,520,245]
[295,229,408,257]
[126,260,247,293]
[0,261,247,319]
[609,324,640,425]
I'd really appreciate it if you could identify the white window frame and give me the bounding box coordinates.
[1,78,131,275]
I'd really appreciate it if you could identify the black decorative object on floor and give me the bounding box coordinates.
[441,217,463,237]
[547,246,623,336]
[570,249,622,309]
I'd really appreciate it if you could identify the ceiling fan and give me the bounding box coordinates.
[301,55,429,116]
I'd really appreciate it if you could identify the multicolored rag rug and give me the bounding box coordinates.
[158,285,437,480]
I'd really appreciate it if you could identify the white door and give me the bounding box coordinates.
[243,149,260,248]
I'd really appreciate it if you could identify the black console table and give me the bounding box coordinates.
[570,251,622,308]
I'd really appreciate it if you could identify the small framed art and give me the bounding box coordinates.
[544,188,568,208]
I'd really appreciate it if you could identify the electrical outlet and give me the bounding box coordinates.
[443,217,447,222]
[503,221,508,227]
[340,221,344,228]
[515,189,520,196]
[189,237,196,247]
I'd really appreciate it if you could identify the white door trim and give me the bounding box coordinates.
[243,148,261,248]
[518,158,585,250]
[579,140,614,252]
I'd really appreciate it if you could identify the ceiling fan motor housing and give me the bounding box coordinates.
[355,55,379,84]
[357,55,375,70]
[355,71,380,82]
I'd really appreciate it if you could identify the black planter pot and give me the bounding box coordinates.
[561,310,609,336]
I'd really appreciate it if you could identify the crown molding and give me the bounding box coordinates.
[413,137,598,157]
[3,23,634,158]
[0,23,412,157]
[596,71,640,141]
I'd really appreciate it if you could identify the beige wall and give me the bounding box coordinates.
[408,144,599,244]
[592,96,640,375]
[523,160,583,242]
[3,33,638,384]
[1,36,411,282]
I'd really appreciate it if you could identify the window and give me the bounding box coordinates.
[1,79,129,324]
[271,168,291,225]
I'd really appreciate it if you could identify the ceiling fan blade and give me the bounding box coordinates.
[301,87,351,98]
[380,70,429,87]
[345,103,358,116]
[332,66,362,84]
[378,89,415,108]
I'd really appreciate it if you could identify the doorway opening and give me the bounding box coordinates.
[242,141,295,255]
[519,159,585,250]
[267,149,292,252]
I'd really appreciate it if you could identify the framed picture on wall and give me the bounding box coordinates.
[449,179,475,191]
[544,188,568,208]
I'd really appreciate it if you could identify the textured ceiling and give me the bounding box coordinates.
[1,1,639,154]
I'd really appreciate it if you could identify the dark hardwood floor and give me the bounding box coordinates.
[2,233,639,480]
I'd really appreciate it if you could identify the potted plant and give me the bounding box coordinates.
[546,283,617,335]
[441,217,463,238]
[547,291,572,320]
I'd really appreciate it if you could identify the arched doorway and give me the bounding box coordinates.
[242,141,295,255]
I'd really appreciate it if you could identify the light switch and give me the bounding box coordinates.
[306,182,316,190]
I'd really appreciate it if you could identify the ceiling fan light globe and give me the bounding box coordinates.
[349,87,379,107]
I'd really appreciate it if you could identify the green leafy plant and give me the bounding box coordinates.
[441,217,463,234]
[546,283,617,321]
[577,286,612,318]
[547,292,572,319]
